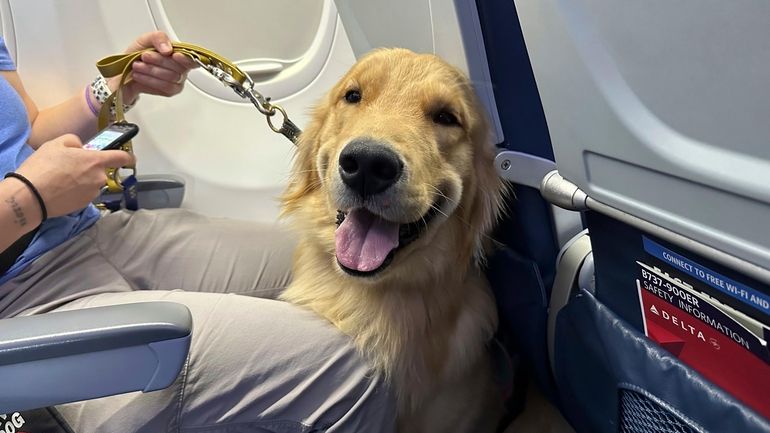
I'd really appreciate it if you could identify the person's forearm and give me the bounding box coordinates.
[0,178,42,252]
[26,93,97,147]
[27,78,137,149]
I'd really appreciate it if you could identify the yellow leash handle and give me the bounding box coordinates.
[96,42,254,192]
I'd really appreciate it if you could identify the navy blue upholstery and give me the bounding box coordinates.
[475,0,562,407]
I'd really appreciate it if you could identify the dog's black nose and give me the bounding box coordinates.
[339,139,403,198]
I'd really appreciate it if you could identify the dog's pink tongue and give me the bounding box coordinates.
[336,209,399,272]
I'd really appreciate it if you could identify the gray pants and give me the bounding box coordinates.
[0,209,395,433]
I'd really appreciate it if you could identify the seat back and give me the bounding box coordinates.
[514,0,770,431]
[516,0,770,270]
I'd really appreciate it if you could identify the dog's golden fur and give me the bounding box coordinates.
[280,48,506,432]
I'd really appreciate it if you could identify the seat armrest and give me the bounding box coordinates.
[0,302,192,413]
[96,174,185,209]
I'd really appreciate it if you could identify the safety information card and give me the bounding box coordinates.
[637,237,770,419]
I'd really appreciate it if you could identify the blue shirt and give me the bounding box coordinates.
[0,37,100,284]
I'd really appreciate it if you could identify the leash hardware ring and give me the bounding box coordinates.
[183,47,299,142]
[266,105,288,133]
[106,165,137,192]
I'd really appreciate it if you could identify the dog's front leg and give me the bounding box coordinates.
[399,357,503,433]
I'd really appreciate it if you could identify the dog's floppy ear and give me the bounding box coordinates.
[281,99,330,215]
[465,113,507,263]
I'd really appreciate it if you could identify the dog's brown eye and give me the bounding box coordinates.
[344,90,362,104]
[432,110,460,127]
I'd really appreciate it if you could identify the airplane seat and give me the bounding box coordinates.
[1,172,189,428]
[96,174,186,211]
[507,0,770,432]
[0,302,191,430]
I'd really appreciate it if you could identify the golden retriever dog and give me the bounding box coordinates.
[280,48,506,432]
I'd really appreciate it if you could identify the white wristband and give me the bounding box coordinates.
[89,75,137,117]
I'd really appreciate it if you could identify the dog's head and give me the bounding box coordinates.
[283,48,504,282]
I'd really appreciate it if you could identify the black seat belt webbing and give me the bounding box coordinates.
[0,228,38,276]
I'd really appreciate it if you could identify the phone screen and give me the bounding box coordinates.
[84,130,124,151]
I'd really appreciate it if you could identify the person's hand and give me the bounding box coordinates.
[14,134,135,218]
[111,31,198,103]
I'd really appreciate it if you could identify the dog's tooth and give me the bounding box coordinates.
[336,210,347,226]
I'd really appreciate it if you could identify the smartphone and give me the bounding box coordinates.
[83,122,139,151]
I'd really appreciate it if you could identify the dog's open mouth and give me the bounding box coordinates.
[334,203,441,277]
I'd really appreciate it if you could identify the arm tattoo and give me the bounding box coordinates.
[5,196,28,227]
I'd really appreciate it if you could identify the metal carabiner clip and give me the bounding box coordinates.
[240,79,277,117]
[190,56,243,92]
[188,52,300,142]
